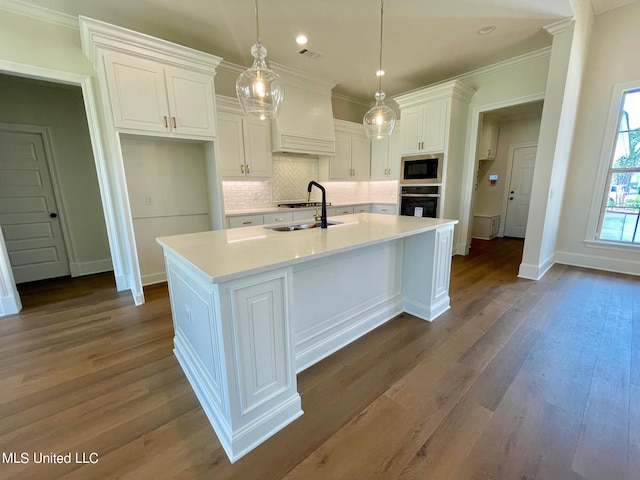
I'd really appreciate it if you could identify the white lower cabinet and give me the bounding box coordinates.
[263,212,294,224]
[372,204,397,215]
[227,214,264,228]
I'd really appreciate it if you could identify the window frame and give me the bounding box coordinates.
[586,80,640,248]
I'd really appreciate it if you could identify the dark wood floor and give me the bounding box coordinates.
[1,238,638,479]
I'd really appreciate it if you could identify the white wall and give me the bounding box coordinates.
[0,74,112,276]
[121,136,211,285]
[556,2,640,275]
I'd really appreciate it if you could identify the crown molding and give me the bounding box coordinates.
[0,0,78,29]
[544,18,574,36]
[332,92,370,108]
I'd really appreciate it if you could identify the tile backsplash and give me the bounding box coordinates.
[222,155,398,211]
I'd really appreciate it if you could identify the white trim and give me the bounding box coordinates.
[518,253,555,280]
[458,93,546,255]
[555,249,640,276]
[141,272,167,286]
[0,0,78,29]
[0,226,21,315]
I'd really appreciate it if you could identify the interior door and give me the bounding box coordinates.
[504,145,537,238]
[0,129,70,283]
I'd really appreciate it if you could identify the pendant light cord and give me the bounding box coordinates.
[378,0,385,91]
[255,0,261,45]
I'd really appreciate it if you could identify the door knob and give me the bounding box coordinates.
[50,213,58,218]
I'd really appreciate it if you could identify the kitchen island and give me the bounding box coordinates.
[156,213,457,462]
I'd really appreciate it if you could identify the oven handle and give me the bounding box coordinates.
[400,193,441,198]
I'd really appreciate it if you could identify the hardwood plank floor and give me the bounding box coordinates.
[1,238,638,479]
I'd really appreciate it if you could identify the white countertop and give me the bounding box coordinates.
[157,213,457,283]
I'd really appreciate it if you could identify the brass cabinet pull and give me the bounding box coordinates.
[246,165,251,174]
[163,116,168,128]
[240,164,245,174]
[242,221,252,225]
[172,117,177,129]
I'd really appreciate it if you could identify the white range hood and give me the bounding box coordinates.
[270,63,336,156]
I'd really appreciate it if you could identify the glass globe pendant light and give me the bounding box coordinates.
[236,0,284,120]
[363,0,396,139]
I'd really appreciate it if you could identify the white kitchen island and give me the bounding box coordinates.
[156,213,457,462]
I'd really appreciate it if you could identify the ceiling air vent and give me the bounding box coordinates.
[298,48,321,60]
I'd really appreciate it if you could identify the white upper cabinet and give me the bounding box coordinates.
[370,128,401,180]
[103,51,216,138]
[320,120,371,181]
[400,100,448,155]
[217,98,272,179]
[80,17,221,141]
[477,119,499,160]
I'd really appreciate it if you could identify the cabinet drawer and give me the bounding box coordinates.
[372,204,396,215]
[263,212,294,224]
[227,214,264,228]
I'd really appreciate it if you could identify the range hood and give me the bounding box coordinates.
[270,63,336,156]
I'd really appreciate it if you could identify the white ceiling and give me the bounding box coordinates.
[5,0,638,101]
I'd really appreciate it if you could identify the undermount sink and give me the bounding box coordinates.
[265,221,341,231]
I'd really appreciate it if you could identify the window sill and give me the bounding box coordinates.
[584,239,640,252]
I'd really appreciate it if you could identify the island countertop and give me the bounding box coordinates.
[156,213,458,283]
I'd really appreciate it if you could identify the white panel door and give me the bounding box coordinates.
[0,130,70,283]
[504,146,537,238]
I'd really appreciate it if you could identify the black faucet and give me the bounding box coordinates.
[306,181,328,228]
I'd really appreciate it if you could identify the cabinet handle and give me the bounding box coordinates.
[246,165,251,174]
[241,164,245,174]
[163,116,168,128]
[242,221,253,225]
[172,116,177,129]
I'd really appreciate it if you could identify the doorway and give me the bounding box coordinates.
[469,101,543,254]
[0,73,113,310]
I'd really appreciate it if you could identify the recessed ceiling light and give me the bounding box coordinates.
[477,26,496,35]
[296,34,308,45]
[376,70,385,77]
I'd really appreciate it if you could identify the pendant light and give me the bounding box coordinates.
[236,0,284,120]
[363,0,396,139]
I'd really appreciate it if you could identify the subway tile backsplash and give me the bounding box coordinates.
[222,155,398,211]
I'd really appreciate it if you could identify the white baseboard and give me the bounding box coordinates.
[142,272,167,286]
[70,258,113,277]
[0,294,22,316]
[555,250,640,276]
[518,253,555,280]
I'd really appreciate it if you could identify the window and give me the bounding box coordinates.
[597,88,640,244]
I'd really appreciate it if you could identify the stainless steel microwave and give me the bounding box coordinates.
[400,153,443,184]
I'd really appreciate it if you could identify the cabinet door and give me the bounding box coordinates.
[350,135,371,180]
[370,136,389,180]
[478,121,499,160]
[329,132,353,180]
[400,105,424,155]
[165,67,216,138]
[243,117,272,177]
[422,100,447,153]
[217,112,246,178]
[387,130,401,180]
[102,51,170,133]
